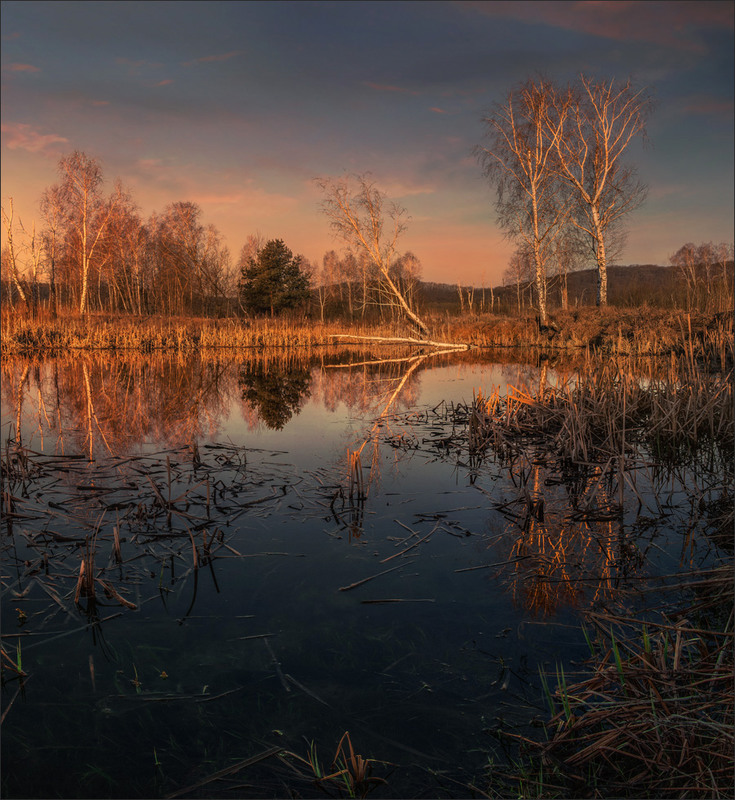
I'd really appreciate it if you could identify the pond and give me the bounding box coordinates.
[1,347,729,798]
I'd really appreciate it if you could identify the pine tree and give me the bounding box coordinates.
[239,239,310,316]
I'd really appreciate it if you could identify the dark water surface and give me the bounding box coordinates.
[1,348,726,798]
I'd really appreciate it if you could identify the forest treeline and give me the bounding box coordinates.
[2,149,731,324]
[1,73,733,326]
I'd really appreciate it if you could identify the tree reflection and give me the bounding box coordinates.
[1,352,238,458]
[238,361,311,430]
[1,346,537,461]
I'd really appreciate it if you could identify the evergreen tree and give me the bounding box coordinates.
[239,239,310,316]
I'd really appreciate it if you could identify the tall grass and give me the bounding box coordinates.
[0,310,411,355]
[2,305,732,361]
[470,355,733,463]
[507,566,733,799]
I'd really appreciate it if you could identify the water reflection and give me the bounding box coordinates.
[239,359,311,430]
[1,347,540,458]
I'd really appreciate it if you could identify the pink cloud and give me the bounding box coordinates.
[364,81,420,96]
[183,51,242,66]
[1,123,68,154]
[5,62,40,72]
[429,107,447,114]
[462,1,734,52]
[155,79,174,86]
[90,100,110,106]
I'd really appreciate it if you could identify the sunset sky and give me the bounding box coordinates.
[2,0,733,286]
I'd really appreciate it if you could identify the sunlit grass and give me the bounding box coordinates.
[2,305,732,363]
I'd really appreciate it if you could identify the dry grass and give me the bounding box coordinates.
[469,355,733,464]
[2,305,732,362]
[439,306,733,361]
[0,309,411,355]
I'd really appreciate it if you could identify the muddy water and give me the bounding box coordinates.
[0,348,726,798]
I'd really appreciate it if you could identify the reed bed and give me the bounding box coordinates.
[439,307,734,361]
[0,310,411,355]
[2,306,732,362]
[469,355,733,464]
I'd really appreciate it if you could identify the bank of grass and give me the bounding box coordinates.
[0,310,384,354]
[442,305,733,363]
[1,305,732,362]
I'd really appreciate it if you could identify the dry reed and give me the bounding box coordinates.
[2,306,732,362]
[470,355,733,464]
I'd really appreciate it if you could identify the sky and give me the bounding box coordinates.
[2,0,733,287]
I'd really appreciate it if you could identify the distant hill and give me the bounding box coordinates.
[420,264,724,312]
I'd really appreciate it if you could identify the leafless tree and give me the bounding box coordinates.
[670,241,733,312]
[548,230,586,311]
[40,184,66,316]
[236,233,265,314]
[340,250,361,317]
[550,75,654,306]
[1,198,29,306]
[237,233,265,273]
[20,218,44,315]
[670,242,703,310]
[504,246,534,313]
[315,173,429,336]
[386,250,422,321]
[56,151,118,314]
[714,242,734,311]
[146,201,229,315]
[317,249,341,319]
[478,78,569,324]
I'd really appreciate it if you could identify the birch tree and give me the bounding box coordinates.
[1,198,29,306]
[478,78,568,325]
[550,76,654,306]
[316,173,429,337]
[40,184,66,316]
[56,151,117,314]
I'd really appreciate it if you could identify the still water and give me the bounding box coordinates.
[0,347,724,798]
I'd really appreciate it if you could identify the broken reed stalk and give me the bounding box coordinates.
[112,521,122,564]
[348,448,364,501]
[74,513,105,606]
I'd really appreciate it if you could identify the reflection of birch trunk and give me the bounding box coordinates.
[82,361,114,459]
[538,362,548,399]
[83,362,94,461]
[15,364,30,441]
[54,362,64,452]
[330,349,462,510]
[330,334,468,350]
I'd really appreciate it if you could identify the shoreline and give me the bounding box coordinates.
[2,306,732,361]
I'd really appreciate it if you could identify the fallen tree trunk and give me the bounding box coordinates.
[329,334,471,350]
